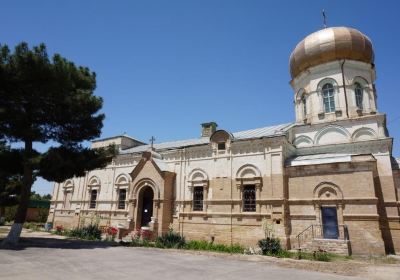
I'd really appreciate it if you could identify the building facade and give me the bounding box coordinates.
[48,26,400,255]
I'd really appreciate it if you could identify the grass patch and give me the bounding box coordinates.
[184,240,245,254]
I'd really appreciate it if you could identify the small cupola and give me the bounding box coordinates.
[201,122,218,138]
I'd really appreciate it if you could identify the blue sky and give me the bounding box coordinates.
[1,0,399,195]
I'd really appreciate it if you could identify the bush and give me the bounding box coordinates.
[313,250,330,262]
[155,229,185,249]
[185,240,245,254]
[4,206,17,222]
[68,224,101,240]
[23,222,42,231]
[258,237,281,255]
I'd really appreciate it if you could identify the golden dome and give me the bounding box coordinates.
[289,27,374,79]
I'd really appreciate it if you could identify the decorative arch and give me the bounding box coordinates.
[314,125,351,145]
[62,179,74,209]
[63,179,74,191]
[317,77,339,91]
[187,168,209,212]
[351,76,369,86]
[295,88,307,101]
[88,176,100,186]
[131,178,160,202]
[210,130,234,153]
[236,164,261,179]
[312,182,345,230]
[87,176,101,190]
[188,168,209,182]
[235,164,262,191]
[352,127,377,141]
[313,182,344,200]
[293,135,313,147]
[210,130,233,142]
[115,173,130,187]
[351,76,374,112]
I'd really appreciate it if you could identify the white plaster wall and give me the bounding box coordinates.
[292,60,377,125]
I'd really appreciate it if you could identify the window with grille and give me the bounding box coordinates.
[355,83,363,109]
[218,142,226,150]
[89,189,97,209]
[118,189,126,210]
[243,185,256,212]
[193,186,204,211]
[322,83,335,113]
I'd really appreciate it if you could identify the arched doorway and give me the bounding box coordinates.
[138,187,154,227]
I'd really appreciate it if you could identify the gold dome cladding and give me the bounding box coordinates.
[289,27,374,79]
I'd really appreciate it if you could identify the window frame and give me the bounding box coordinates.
[355,83,363,110]
[242,185,256,212]
[118,189,127,210]
[322,83,336,113]
[89,189,97,209]
[301,95,307,117]
[192,186,204,211]
[217,142,226,151]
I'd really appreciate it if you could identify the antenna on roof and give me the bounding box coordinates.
[322,9,327,28]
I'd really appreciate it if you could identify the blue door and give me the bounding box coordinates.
[321,207,339,239]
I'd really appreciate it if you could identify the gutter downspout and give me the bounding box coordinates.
[341,59,349,118]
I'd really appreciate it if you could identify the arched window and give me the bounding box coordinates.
[89,189,97,209]
[301,95,307,116]
[355,82,363,109]
[322,83,335,113]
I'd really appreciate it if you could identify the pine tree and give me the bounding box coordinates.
[0,43,115,246]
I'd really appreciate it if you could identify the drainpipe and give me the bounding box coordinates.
[341,60,349,118]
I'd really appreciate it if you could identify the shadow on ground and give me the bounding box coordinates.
[0,237,118,251]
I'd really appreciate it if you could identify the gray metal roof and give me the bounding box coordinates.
[120,123,293,154]
[286,153,353,167]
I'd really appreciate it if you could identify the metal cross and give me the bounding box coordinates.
[322,9,327,28]
[149,136,156,149]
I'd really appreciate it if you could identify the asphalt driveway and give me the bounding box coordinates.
[0,245,362,280]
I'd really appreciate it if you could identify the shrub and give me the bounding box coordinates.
[155,229,185,249]
[68,224,101,240]
[258,237,281,255]
[105,226,118,241]
[313,250,330,262]
[55,225,64,234]
[24,222,44,231]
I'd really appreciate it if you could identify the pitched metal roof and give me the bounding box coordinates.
[120,123,293,154]
[286,153,353,167]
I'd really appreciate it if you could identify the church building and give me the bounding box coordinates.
[48,26,400,255]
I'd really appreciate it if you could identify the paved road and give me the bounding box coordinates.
[0,244,360,280]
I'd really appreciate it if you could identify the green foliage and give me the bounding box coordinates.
[23,222,43,231]
[30,191,51,201]
[67,224,102,241]
[258,237,282,255]
[155,229,186,249]
[0,42,115,236]
[4,206,17,222]
[184,240,245,254]
[39,144,116,183]
[36,208,48,223]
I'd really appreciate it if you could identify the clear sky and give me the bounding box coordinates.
[1,0,399,195]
